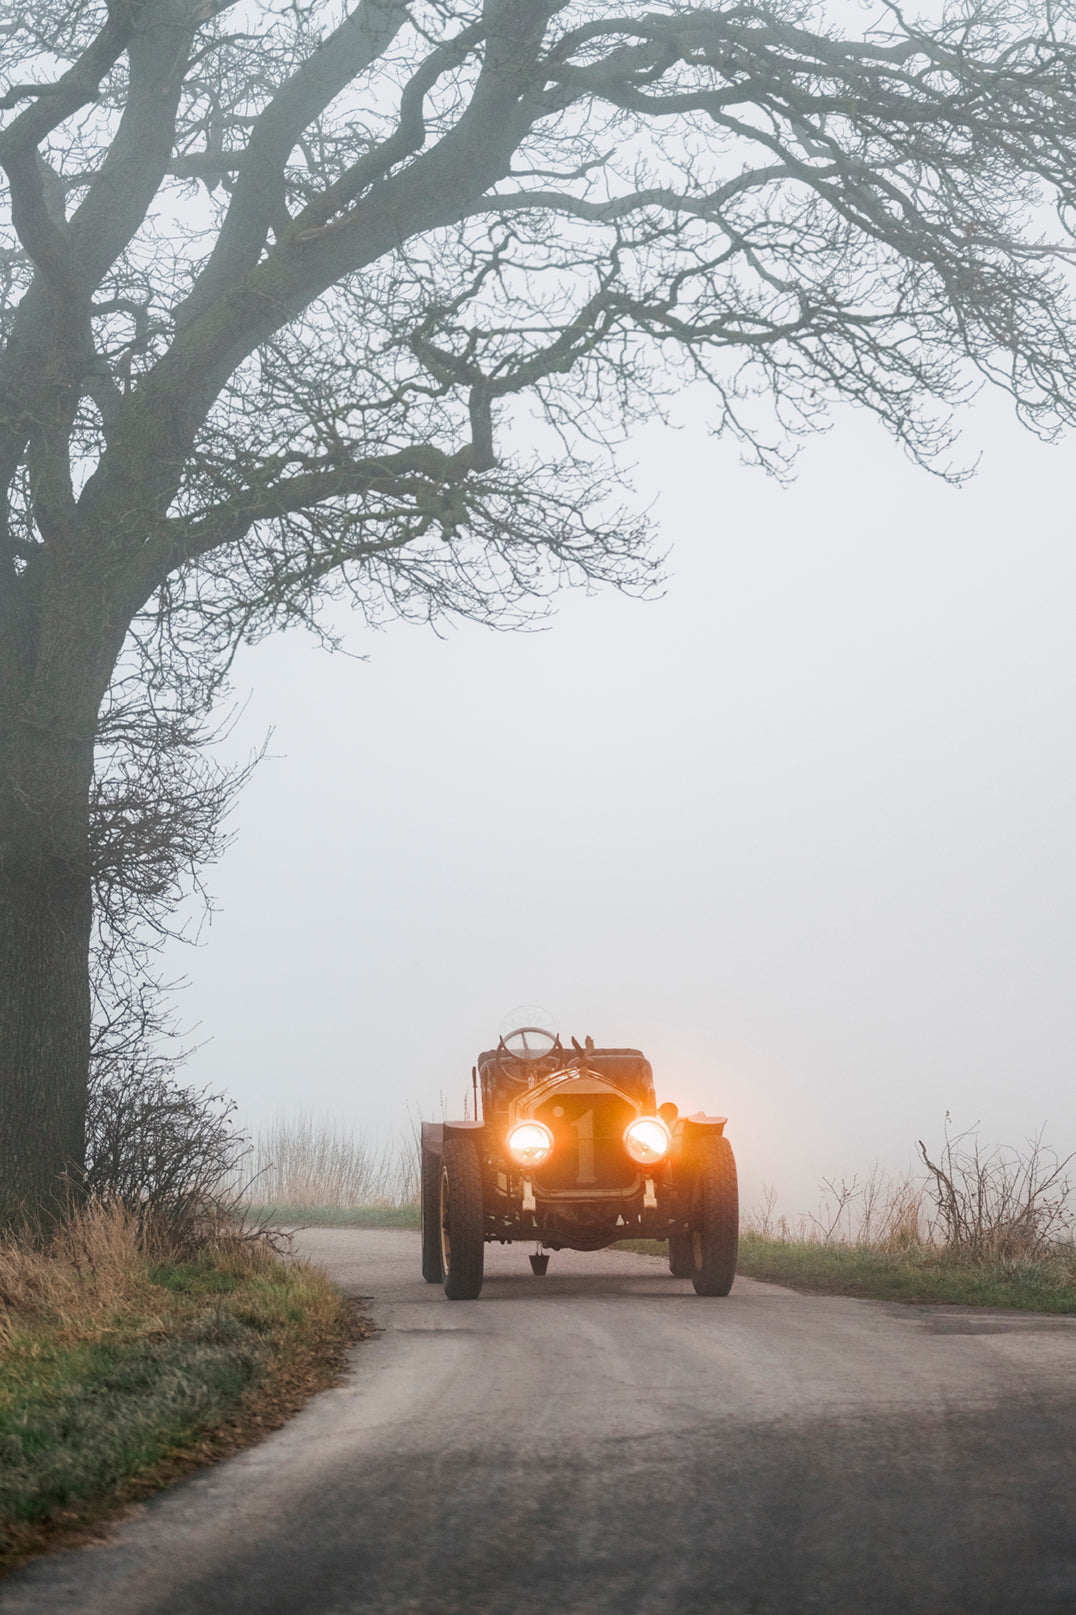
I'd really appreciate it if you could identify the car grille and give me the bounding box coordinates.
[531,1090,638,1193]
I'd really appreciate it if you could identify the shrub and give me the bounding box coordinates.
[746,1120,1075,1263]
[917,1120,1075,1259]
[84,1058,251,1247]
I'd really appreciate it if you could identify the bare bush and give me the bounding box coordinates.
[84,1059,251,1246]
[918,1121,1075,1260]
[752,1184,781,1241]
[805,1165,931,1250]
[748,1122,1075,1260]
[808,1175,862,1244]
[869,1180,928,1256]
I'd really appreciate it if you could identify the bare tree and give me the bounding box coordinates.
[4,0,1076,1217]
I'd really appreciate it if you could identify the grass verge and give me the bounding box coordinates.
[241,1203,420,1230]
[736,1231,1076,1311]
[0,1205,363,1574]
[614,1233,1076,1312]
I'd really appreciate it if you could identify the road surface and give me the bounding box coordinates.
[2,1229,1075,1614]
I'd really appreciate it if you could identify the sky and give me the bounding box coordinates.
[164,388,1076,1222]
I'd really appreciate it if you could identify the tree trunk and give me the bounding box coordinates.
[0,725,94,1226]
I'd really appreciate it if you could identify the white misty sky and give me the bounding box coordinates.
[165,391,1075,1220]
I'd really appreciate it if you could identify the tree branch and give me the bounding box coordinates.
[131,442,472,602]
[68,0,215,290]
[0,6,132,155]
[176,0,409,327]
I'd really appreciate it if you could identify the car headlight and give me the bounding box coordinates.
[506,1120,554,1167]
[623,1116,671,1165]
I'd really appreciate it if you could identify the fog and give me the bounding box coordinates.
[166,393,1076,1218]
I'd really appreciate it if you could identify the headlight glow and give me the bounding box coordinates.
[623,1116,671,1165]
[507,1120,554,1167]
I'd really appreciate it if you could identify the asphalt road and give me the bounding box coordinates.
[3,1230,1075,1615]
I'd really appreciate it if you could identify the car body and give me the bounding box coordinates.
[420,1026,738,1299]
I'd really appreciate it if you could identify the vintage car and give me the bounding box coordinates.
[420,1025,737,1300]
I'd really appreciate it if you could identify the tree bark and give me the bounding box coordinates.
[0,720,94,1226]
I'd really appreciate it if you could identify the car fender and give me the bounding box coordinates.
[673,1113,727,1167]
[421,1120,485,1157]
[681,1112,727,1140]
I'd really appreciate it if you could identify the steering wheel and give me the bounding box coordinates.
[499,1026,559,1062]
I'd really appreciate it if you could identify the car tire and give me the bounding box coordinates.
[440,1136,485,1300]
[668,1233,693,1278]
[689,1134,739,1297]
[420,1146,443,1284]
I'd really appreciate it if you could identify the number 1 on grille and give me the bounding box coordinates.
[570,1108,597,1185]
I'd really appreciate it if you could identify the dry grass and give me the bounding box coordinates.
[0,1199,146,1349]
[0,1199,357,1571]
[749,1171,933,1251]
[734,1123,1076,1311]
[240,1114,418,1211]
[0,1198,290,1344]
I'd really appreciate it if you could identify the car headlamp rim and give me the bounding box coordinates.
[623,1115,672,1165]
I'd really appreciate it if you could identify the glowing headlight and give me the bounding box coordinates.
[623,1116,671,1165]
[506,1120,554,1167]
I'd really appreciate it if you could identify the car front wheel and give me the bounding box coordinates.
[689,1134,739,1296]
[440,1136,485,1300]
